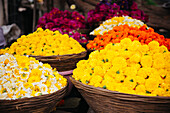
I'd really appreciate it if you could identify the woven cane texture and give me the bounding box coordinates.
[30,51,87,71]
[70,77,170,113]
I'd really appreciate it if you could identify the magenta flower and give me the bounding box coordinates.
[98,4,109,12]
[45,22,55,30]
[37,16,46,25]
[130,1,138,10]
[111,3,120,10]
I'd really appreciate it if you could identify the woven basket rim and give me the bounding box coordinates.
[0,82,68,102]
[70,76,170,99]
[29,51,87,58]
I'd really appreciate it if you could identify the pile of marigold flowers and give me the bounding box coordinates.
[0,53,67,99]
[0,28,86,56]
[90,16,146,35]
[87,25,170,50]
[73,38,170,96]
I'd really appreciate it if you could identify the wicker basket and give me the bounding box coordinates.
[0,83,68,113]
[70,77,170,113]
[30,51,87,72]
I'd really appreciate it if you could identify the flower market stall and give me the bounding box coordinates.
[0,0,170,113]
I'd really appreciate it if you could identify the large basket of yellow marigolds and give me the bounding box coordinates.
[0,54,68,113]
[70,38,170,113]
[0,28,87,72]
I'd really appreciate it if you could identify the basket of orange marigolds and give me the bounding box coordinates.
[70,38,170,113]
[0,28,87,95]
[87,24,170,51]
[0,54,68,113]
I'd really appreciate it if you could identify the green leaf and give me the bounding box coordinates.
[130,79,134,82]
[39,93,42,96]
[3,89,7,93]
[146,90,151,94]
[103,85,106,89]
[163,76,166,79]
[145,76,149,79]
[22,73,26,77]
[120,80,124,83]
[23,68,28,71]
[45,75,49,79]
[18,96,22,99]
[116,70,120,74]
[39,66,42,69]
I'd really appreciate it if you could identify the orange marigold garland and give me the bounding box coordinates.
[87,25,170,50]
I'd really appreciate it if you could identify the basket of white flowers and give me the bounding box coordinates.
[0,54,68,113]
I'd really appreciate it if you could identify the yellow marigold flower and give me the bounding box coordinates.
[148,40,160,53]
[135,85,146,94]
[141,55,152,67]
[120,51,133,59]
[159,45,168,53]
[163,52,170,70]
[120,38,132,49]
[152,53,165,69]
[111,57,127,69]
[115,74,125,83]
[124,67,138,77]
[124,76,137,89]
[128,40,141,52]
[129,53,141,63]
[164,74,170,84]
[102,62,112,72]
[94,66,105,77]
[152,88,165,96]
[89,76,103,86]
[145,78,159,92]
[135,76,145,85]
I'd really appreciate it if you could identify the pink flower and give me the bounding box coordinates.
[111,3,120,10]
[37,16,46,25]
[130,1,138,10]
[45,22,55,30]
